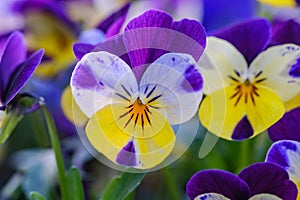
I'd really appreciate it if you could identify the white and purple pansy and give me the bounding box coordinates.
[71,10,206,169]
[198,18,300,141]
[186,162,297,200]
[266,140,300,199]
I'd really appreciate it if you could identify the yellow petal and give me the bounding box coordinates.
[199,85,285,140]
[86,104,175,169]
[258,0,296,7]
[61,86,88,127]
[245,86,285,136]
[199,87,246,140]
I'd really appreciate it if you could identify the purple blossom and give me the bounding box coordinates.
[186,162,297,200]
[0,31,44,109]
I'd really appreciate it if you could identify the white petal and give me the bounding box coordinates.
[139,53,203,124]
[198,37,248,94]
[194,193,230,200]
[249,193,282,200]
[71,51,138,118]
[250,44,300,102]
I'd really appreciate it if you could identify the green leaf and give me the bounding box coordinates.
[67,167,84,200]
[101,173,146,200]
[29,192,46,200]
[0,111,23,144]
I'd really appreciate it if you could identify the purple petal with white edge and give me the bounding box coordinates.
[124,10,206,69]
[268,108,300,142]
[97,3,130,36]
[214,18,271,64]
[271,19,300,46]
[232,116,254,140]
[186,170,250,200]
[1,49,44,108]
[71,51,138,118]
[116,140,137,167]
[266,140,300,189]
[266,140,298,168]
[238,162,298,199]
[139,53,203,125]
[0,31,26,98]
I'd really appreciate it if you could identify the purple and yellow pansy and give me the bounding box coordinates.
[198,18,300,140]
[70,10,206,169]
[186,162,297,200]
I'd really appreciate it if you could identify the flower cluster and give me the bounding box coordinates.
[0,0,300,199]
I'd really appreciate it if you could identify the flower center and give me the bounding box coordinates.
[230,79,259,106]
[127,97,151,128]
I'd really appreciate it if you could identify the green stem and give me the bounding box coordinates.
[31,111,48,147]
[162,167,181,200]
[239,140,250,170]
[41,106,69,200]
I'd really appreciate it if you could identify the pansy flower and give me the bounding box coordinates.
[186,162,297,200]
[14,0,77,78]
[0,31,44,126]
[71,10,206,169]
[268,19,300,142]
[198,18,300,140]
[266,140,300,200]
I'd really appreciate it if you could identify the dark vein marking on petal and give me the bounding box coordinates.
[116,92,130,102]
[147,94,162,104]
[124,114,134,128]
[121,84,131,97]
[255,78,267,84]
[146,86,156,98]
[234,70,241,77]
[254,70,263,78]
[229,75,239,82]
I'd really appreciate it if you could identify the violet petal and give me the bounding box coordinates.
[214,18,271,64]
[268,108,300,142]
[238,162,298,199]
[186,170,250,200]
[2,49,44,107]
